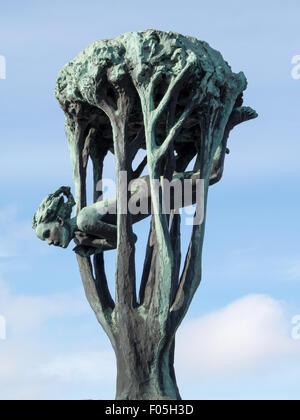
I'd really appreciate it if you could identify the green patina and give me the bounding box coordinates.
[33,30,257,400]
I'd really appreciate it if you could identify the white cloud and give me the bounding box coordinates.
[39,351,115,383]
[1,274,299,399]
[0,278,115,399]
[176,294,299,380]
[0,280,89,336]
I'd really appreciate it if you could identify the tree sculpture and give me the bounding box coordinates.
[33,30,257,400]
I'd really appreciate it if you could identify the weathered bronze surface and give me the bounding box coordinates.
[33,30,257,400]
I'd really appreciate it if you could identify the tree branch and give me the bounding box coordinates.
[106,81,137,309]
[151,58,195,128]
[169,183,209,328]
[169,211,181,301]
[139,218,157,308]
[209,106,258,186]
[132,155,147,179]
[129,126,145,160]
[156,95,195,161]
[93,253,115,311]
[76,254,115,345]
[156,72,212,163]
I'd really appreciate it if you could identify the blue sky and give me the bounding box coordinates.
[0,0,300,400]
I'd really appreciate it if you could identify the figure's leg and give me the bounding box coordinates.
[77,206,118,242]
[73,231,117,256]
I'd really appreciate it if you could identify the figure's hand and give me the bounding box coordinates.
[74,231,96,247]
[73,231,101,256]
[73,244,101,257]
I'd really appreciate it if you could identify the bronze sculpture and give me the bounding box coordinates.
[33,30,257,399]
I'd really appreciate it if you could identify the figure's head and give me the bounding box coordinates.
[33,186,76,248]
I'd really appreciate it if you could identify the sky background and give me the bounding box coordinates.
[0,0,300,400]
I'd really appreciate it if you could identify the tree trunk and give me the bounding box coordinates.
[114,315,181,400]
